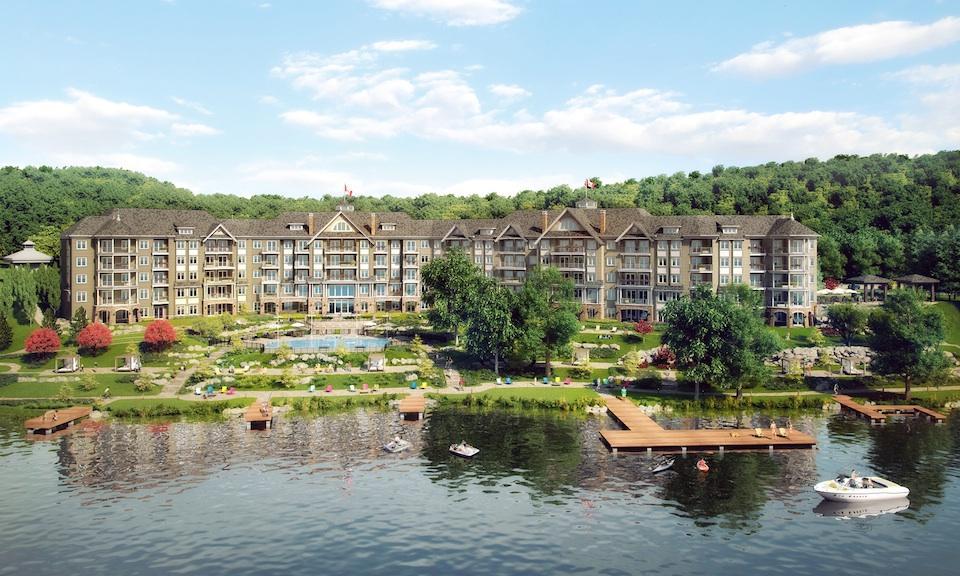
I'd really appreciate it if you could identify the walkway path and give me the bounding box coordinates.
[157,347,230,398]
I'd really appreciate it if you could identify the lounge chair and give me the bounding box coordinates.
[777,427,790,438]
[753,428,766,438]
[325,384,333,393]
[349,384,356,393]
[308,384,316,393]
[360,383,370,394]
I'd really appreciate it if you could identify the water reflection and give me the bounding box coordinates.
[813,498,910,519]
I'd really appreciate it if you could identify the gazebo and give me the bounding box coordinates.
[845,274,892,302]
[895,274,939,301]
[1,240,52,268]
[55,356,81,373]
[114,354,142,372]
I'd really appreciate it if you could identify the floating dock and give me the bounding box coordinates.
[24,406,92,435]
[599,397,817,454]
[245,400,274,430]
[833,395,946,424]
[398,396,426,420]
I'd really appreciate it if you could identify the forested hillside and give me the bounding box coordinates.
[2,152,959,290]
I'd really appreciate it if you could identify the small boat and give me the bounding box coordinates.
[814,474,909,502]
[813,498,909,519]
[651,457,675,473]
[383,438,411,453]
[449,442,480,458]
[696,458,709,473]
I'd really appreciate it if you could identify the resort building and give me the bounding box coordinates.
[60,200,819,326]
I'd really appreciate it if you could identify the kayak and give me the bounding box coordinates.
[449,443,480,458]
[696,459,709,473]
[814,475,909,502]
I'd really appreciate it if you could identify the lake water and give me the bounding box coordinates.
[262,335,390,351]
[1,407,957,576]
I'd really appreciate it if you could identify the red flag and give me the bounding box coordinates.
[344,183,353,197]
[584,178,596,189]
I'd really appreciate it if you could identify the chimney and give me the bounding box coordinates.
[599,209,607,234]
[370,212,377,236]
[308,212,315,234]
[541,210,549,232]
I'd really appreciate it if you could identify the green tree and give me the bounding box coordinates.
[464,277,518,374]
[0,312,12,351]
[68,307,89,344]
[868,289,949,400]
[42,308,58,334]
[808,327,826,348]
[662,285,778,400]
[192,315,226,341]
[28,225,64,260]
[8,266,37,324]
[516,267,580,376]
[826,304,867,346]
[32,265,61,312]
[420,250,481,346]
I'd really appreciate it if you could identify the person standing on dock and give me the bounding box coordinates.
[620,385,627,399]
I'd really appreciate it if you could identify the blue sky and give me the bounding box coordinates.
[1,0,959,197]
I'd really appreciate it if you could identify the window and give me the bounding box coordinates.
[722,226,738,234]
[253,254,261,263]
[139,273,148,282]
[139,256,148,266]
[733,257,742,268]
[177,241,186,250]
[189,240,198,249]
[719,240,730,251]
[253,240,262,249]
[421,255,429,264]
[406,240,416,252]
[670,274,680,285]
[238,240,246,249]
[139,289,148,300]
[189,272,198,281]
[606,257,614,267]
[139,240,149,250]
[76,257,88,267]
[421,240,429,248]
[177,227,194,235]
[76,274,87,284]
[332,220,352,232]
[76,291,87,303]
[76,239,87,250]
[733,240,743,251]
[288,224,304,231]
[176,256,185,265]
[283,240,293,250]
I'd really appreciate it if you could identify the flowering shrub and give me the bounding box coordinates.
[143,319,177,351]
[77,322,112,353]
[25,327,61,356]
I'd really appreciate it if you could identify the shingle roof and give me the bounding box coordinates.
[2,240,53,264]
[896,274,939,284]
[62,207,819,242]
[846,274,892,284]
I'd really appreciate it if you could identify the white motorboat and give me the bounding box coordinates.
[383,438,411,453]
[449,442,480,458]
[813,498,910,519]
[814,475,910,502]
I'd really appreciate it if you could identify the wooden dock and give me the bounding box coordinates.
[245,400,273,430]
[834,395,946,424]
[600,398,817,454]
[24,406,92,435]
[398,396,426,420]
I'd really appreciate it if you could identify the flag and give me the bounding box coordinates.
[344,183,353,197]
[584,178,596,189]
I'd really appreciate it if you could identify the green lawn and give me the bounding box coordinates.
[933,302,960,347]
[478,387,600,401]
[768,326,847,348]
[0,373,162,398]
[572,330,661,351]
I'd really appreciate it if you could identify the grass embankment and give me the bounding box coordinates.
[429,386,603,410]
[625,390,831,411]
[273,393,402,413]
[933,301,960,348]
[184,372,410,394]
[0,373,162,398]
[572,330,662,353]
[105,397,254,418]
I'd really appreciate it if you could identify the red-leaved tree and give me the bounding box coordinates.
[634,320,654,338]
[824,277,840,290]
[77,322,112,354]
[651,346,676,368]
[143,319,177,351]
[25,327,61,356]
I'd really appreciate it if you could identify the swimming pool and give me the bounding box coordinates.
[263,335,390,352]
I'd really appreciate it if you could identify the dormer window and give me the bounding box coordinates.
[380,223,396,231]
[721,226,739,234]
[481,228,494,235]
[288,223,305,231]
[177,227,194,235]
[332,220,352,232]
[663,226,680,235]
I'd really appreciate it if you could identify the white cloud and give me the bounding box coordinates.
[489,83,531,101]
[172,96,213,115]
[0,88,220,174]
[714,16,960,76]
[171,122,221,136]
[369,0,521,26]
[890,62,960,85]
[370,39,437,52]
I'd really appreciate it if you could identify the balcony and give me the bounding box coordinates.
[261,260,279,269]
[618,298,650,305]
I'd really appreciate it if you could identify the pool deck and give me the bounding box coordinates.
[24,406,92,435]
[600,397,817,454]
[833,395,946,424]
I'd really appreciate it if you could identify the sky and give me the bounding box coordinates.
[1,0,960,198]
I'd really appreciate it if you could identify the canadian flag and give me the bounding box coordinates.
[584,178,596,189]
[344,183,353,197]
